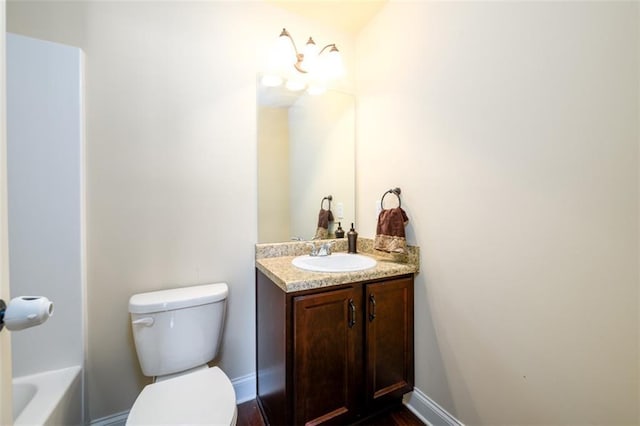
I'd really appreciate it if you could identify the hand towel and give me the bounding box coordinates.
[374,207,409,253]
[313,208,334,240]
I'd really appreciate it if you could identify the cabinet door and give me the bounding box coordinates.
[293,286,363,425]
[365,277,414,404]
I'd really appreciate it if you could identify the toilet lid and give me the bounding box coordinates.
[127,367,237,425]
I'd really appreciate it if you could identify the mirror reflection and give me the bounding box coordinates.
[257,81,355,243]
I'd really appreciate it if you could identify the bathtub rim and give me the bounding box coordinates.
[12,365,82,425]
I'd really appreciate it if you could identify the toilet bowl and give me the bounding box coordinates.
[126,283,237,425]
[127,367,237,425]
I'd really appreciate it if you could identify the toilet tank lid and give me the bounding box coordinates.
[129,283,228,314]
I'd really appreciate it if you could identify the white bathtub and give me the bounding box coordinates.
[13,366,82,426]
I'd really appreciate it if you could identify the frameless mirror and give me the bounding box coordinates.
[257,80,355,243]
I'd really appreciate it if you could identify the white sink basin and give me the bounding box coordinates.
[292,253,377,273]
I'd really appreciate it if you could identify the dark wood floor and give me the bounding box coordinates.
[236,399,425,426]
[236,400,266,426]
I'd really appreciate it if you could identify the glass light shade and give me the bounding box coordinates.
[261,74,283,87]
[274,33,297,74]
[324,48,345,80]
[301,38,319,73]
[306,84,326,96]
[285,78,305,92]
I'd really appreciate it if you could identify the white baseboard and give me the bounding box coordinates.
[403,387,464,426]
[91,375,458,426]
[232,371,257,404]
[90,372,257,426]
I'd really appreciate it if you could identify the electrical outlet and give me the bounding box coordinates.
[336,202,344,219]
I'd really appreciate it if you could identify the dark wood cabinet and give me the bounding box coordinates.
[365,278,414,407]
[293,286,363,425]
[256,270,414,425]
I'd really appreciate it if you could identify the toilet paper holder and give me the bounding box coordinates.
[0,296,54,332]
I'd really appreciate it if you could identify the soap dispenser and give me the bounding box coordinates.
[335,222,345,238]
[347,223,358,253]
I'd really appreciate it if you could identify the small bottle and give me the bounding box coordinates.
[335,222,345,238]
[347,223,358,253]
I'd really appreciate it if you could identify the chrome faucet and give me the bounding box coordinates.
[308,241,334,257]
[318,242,334,256]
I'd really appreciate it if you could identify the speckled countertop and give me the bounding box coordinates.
[255,238,419,293]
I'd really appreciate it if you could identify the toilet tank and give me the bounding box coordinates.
[129,283,228,377]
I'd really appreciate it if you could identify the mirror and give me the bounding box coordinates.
[257,80,355,243]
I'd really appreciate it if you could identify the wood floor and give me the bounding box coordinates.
[236,399,426,426]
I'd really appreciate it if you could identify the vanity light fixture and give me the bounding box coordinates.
[261,28,344,95]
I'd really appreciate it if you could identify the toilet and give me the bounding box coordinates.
[126,283,237,425]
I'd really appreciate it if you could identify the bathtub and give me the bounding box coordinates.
[13,366,82,426]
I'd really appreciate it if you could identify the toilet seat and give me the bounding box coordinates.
[126,367,237,425]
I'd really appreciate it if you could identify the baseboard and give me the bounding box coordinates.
[232,371,257,404]
[403,387,464,426]
[90,372,257,425]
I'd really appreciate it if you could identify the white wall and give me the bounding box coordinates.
[6,33,84,378]
[0,3,14,425]
[7,1,356,420]
[356,1,639,424]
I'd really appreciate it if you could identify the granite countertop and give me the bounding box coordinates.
[255,238,419,293]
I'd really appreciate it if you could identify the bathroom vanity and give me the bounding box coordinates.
[255,240,418,425]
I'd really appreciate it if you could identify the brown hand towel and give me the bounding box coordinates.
[374,207,409,253]
[313,208,334,240]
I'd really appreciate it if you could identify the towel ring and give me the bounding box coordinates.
[321,195,333,210]
[380,188,401,209]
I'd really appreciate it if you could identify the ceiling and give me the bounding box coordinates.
[266,0,387,35]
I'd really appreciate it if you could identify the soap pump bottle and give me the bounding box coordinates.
[347,223,358,253]
[335,222,345,238]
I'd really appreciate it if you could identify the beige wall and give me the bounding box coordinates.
[356,1,639,424]
[258,106,290,243]
[7,0,639,424]
[7,0,355,420]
